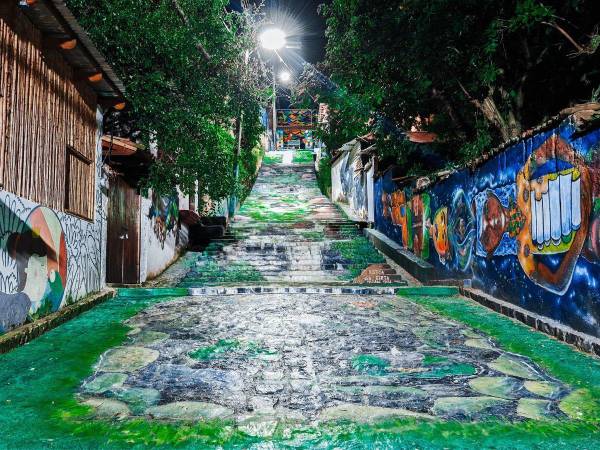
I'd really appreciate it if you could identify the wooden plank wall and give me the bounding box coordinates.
[0,3,97,220]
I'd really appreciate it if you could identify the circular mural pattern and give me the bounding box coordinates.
[16,207,68,314]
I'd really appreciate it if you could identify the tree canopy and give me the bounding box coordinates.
[67,0,269,207]
[315,0,600,172]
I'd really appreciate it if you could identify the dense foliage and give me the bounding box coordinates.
[316,0,600,172]
[67,0,268,208]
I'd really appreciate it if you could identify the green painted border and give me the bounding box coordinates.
[395,286,460,297]
[399,292,600,423]
[118,288,190,298]
[0,292,599,448]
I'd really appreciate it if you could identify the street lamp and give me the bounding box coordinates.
[279,70,291,83]
[260,27,286,152]
[259,28,286,50]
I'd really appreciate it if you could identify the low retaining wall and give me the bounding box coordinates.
[374,115,600,339]
[0,288,115,354]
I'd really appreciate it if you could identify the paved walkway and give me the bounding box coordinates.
[1,151,599,448]
[81,291,569,424]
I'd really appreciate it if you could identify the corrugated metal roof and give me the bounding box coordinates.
[19,0,125,100]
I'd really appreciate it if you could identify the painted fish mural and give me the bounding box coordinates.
[374,116,600,338]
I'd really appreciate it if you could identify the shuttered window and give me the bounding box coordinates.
[65,146,95,220]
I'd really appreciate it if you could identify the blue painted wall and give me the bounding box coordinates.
[375,117,600,337]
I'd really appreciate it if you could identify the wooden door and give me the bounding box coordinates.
[106,175,140,284]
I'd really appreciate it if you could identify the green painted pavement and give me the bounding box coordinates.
[0,288,598,448]
[0,152,598,449]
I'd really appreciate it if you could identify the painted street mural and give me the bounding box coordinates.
[0,158,106,333]
[277,109,316,150]
[276,129,314,149]
[375,117,600,337]
[148,192,180,248]
[331,141,371,221]
[277,109,314,128]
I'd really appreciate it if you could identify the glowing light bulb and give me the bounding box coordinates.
[260,28,286,50]
[279,71,291,83]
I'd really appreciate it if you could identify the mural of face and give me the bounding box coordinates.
[480,192,509,256]
[22,253,49,307]
[6,206,67,316]
[516,135,592,295]
[449,190,476,271]
[431,207,450,263]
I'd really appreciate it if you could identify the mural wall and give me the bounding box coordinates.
[331,141,372,221]
[140,191,184,282]
[375,117,600,337]
[276,109,315,150]
[0,109,107,333]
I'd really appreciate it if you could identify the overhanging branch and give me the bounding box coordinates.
[171,0,211,61]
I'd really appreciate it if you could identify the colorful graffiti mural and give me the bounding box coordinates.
[0,206,67,331]
[148,192,179,248]
[277,110,314,128]
[331,142,371,221]
[375,117,600,337]
[277,129,314,149]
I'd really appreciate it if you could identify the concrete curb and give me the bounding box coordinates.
[0,288,116,355]
[364,228,600,356]
[364,229,436,281]
[118,285,410,297]
[460,287,600,357]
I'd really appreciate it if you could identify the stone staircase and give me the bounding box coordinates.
[178,152,406,287]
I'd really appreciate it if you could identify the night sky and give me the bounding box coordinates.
[230,0,329,64]
[273,0,328,64]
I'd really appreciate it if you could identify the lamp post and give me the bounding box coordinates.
[259,28,286,151]
[229,50,250,219]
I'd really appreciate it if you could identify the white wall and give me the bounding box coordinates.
[367,163,375,223]
[139,191,188,283]
[331,141,370,222]
[0,107,107,332]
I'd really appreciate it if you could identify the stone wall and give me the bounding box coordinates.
[374,116,600,338]
[0,109,107,333]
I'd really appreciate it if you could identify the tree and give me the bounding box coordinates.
[318,0,600,172]
[66,0,269,209]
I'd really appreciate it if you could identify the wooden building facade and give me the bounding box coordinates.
[0,0,125,334]
[0,1,124,220]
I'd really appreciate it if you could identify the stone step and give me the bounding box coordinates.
[209,237,359,245]
[188,264,345,272]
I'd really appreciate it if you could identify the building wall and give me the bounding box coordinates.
[0,108,107,333]
[0,3,97,219]
[374,116,600,338]
[139,191,186,282]
[331,142,371,222]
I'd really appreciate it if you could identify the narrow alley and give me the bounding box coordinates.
[1,1,600,449]
[1,154,599,448]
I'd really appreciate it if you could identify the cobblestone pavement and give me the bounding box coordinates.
[80,291,571,428]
